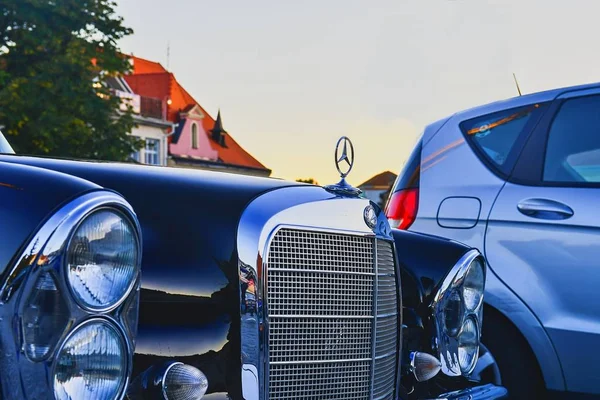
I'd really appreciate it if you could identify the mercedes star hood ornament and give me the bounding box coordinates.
[324,136,363,197]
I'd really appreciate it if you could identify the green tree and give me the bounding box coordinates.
[0,0,140,160]
[296,178,319,185]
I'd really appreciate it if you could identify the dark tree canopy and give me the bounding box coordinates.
[296,178,319,185]
[0,0,140,160]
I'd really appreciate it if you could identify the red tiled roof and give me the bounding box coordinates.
[124,56,269,172]
[358,171,398,189]
[124,72,171,102]
[130,55,167,74]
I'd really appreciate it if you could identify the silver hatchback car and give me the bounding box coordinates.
[386,82,600,399]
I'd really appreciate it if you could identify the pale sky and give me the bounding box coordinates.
[117,0,600,186]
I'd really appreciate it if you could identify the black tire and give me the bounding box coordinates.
[481,305,546,399]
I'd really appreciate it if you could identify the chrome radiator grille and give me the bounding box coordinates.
[266,229,399,399]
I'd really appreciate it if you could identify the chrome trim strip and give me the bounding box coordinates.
[433,249,481,305]
[370,238,379,400]
[375,351,397,360]
[161,362,183,400]
[268,314,375,319]
[431,249,485,377]
[271,358,373,365]
[392,240,403,399]
[267,267,376,276]
[377,312,398,318]
[426,383,508,400]
[237,186,395,400]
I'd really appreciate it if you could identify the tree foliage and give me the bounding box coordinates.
[296,178,319,185]
[0,0,140,160]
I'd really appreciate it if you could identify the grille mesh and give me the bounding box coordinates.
[266,229,399,399]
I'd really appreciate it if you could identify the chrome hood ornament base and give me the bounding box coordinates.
[324,136,363,197]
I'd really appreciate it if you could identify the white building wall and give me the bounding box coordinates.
[363,190,386,204]
[362,189,386,204]
[130,124,168,166]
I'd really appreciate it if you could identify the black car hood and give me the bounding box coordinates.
[0,155,304,299]
[0,154,298,201]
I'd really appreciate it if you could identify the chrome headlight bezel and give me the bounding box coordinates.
[431,249,486,377]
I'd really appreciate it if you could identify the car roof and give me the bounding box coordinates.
[453,81,600,122]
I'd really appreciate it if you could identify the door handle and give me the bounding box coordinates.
[517,198,574,220]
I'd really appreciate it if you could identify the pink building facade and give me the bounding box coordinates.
[169,105,218,162]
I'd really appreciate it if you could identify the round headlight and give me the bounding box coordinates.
[458,317,479,374]
[54,319,128,400]
[67,209,139,311]
[463,258,484,311]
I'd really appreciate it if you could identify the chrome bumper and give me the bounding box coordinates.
[425,384,508,399]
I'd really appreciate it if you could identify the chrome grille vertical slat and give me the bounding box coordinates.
[266,228,398,399]
[369,238,378,400]
[373,240,398,400]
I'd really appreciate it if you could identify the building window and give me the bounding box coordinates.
[145,138,160,165]
[192,123,198,149]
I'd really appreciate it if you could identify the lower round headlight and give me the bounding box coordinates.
[457,317,479,375]
[67,208,139,311]
[54,319,128,400]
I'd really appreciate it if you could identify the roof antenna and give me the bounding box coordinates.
[512,72,522,96]
[166,40,171,71]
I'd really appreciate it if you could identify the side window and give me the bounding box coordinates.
[191,123,198,149]
[144,138,160,165]
[460,104,545,175]
[544,95,600,184]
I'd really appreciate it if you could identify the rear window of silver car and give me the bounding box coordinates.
[460,103,547,176]
[544,95,600,183]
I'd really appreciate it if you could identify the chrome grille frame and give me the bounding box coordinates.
[237,187,402,400]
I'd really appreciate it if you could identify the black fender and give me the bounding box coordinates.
[392,228,473,359]
[392,228,471,309]
[0,160,99,278]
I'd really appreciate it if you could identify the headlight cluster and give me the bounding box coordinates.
[3,192,142,400]
[432,250,485,377]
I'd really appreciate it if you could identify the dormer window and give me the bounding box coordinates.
[192,123,198,149]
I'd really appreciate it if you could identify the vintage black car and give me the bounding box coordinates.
[0,133,507,399]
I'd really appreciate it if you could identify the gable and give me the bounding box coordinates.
[181,104,205,120]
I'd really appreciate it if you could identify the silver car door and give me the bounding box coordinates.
[486,88,600,394]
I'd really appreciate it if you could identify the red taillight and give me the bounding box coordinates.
[385,188,419,230]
